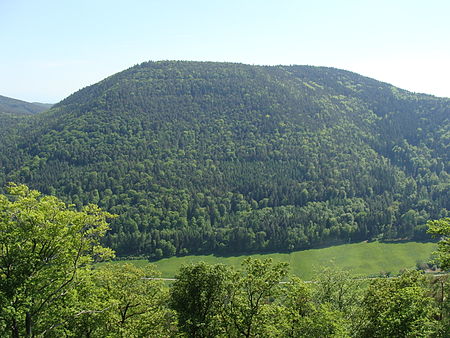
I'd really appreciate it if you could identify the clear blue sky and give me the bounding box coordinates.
[1,0,449,102]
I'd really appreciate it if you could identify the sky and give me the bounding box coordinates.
[1,0,449,103]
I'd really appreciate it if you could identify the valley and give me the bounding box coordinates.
[113,240,437,280]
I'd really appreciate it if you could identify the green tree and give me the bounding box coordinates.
[427,274,449,337]
[0,184,114,337]
[225,258,289,337]
[34,263,174,337]
[427,217,450,337]
[311,266,363,333]
[313,266,359,312]
[427,217,450,270]
[57,268,112,337]
[86,263,172,337]
[358,270,437,337]
[280,277,349,337]
[169,262,233,337]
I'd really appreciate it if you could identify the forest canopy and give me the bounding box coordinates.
[0,185,448,336]
[0,61,448,258]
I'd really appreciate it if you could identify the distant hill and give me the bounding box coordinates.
[0,94,52,115]
[31,101,53,111]
[0,61,448,258]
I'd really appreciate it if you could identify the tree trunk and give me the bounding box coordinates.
[25,312,32,337]
[11,318,19,338]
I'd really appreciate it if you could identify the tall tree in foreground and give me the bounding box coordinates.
[223,258,289,338]
[170,262,233,337]
[358,270,438,337]
[427,217,450,270]
[0,184,115,337]
[280,277,349,337]
[169,259,348,337]
[63,264,174,337]
[427,217,450,336]
[97,263,174,337]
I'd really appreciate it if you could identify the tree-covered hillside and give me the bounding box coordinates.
[0,95,52,115]
[0,61,448,258]
[0,95,52,157]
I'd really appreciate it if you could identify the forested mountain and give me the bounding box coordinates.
[0,94,52,115]
[0,95,52,146]
[0,61,448,258]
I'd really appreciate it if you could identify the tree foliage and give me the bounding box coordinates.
[169,261,445,337]
[427,217,450,270]
[169,259,351,337]
[0,61,448,258]
[280,277,349,337]
[0,184,114,337]
[64,264,173,337]
[0,184,446,337]
[358,270,438,337]
[170,262,233,337]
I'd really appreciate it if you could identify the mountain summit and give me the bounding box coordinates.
[1,61,448,257]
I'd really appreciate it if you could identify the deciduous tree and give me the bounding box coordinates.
[427,217,450,270]
[0,184,114,337]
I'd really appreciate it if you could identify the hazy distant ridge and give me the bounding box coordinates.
[0,94,53,115]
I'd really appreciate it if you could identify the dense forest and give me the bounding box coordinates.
[1,186,449,336]
[0,95,52,116]
[0,61,448,258]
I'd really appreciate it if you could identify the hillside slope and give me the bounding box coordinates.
[0,95,52,150]
[0,94,52,115]
[1,61,448,257]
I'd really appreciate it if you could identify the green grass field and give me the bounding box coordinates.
[113,241,437,280]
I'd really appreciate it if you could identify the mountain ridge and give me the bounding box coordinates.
[0,94,53,115]
[0,61,448,258]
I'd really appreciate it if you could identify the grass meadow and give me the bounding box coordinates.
[112,241,437,280]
